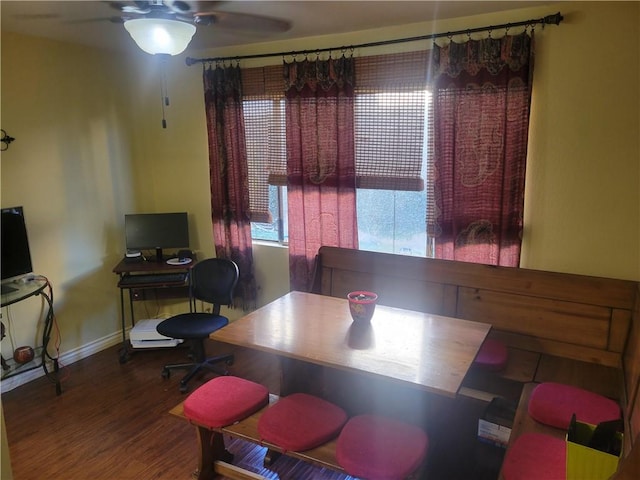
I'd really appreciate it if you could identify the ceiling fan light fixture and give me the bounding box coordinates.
[124,18,196,56]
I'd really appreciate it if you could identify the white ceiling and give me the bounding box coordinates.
[1,1,552,54]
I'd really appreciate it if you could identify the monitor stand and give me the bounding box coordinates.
[152,248,164,263]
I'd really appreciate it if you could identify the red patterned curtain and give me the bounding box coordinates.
[203,64,257,309]
[427,32,533,266]
[285,57,358,291]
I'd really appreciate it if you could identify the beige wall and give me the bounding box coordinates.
[1,0,638,369]
[1,33,137,353]
[522,1,640,279]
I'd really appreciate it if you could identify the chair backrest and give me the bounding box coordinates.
[191,258,239,313]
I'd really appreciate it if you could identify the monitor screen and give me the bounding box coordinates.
[124,212,189,261]
[1,206,34,282]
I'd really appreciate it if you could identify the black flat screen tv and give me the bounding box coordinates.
[1,206,34,290]
[124,212,189,262]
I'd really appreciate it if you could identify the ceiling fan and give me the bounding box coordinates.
[105,1,292,55]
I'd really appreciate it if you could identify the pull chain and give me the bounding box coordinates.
[159,56,170,128]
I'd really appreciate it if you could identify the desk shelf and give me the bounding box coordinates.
[129,286,190,301]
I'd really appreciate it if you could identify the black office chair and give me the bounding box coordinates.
[156,258,239,393]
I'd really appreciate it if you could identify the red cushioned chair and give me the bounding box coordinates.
[473,338,509,372]
[183,376,270,428]
[501,433,566,480]
[528,382,621,429]
[257,393,348,452]
[336,414,429,480]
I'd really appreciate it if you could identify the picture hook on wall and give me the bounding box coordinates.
[1,129,16,151]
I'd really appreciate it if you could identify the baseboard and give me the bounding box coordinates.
[1,330,124,393]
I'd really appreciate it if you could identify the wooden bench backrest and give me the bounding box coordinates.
[622,285,640,453]
[312,246,638,369]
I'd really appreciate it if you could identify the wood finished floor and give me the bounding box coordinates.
[2,341,504,479]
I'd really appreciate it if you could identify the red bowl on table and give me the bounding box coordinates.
[347,291,378,324]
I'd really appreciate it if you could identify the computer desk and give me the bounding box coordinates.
[113,257,196,363]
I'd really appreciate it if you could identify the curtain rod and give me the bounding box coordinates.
[185,12,562,66]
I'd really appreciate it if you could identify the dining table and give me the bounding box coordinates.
[210,291,492,399]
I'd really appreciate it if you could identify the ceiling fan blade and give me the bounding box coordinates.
[195,10,291,33]
[9,13,60,20]
[64,16,126,25]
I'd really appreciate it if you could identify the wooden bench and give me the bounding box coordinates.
[497,285,640,478]
[170,394,347,480]
[311,247,640,474]
[501,381,640,479]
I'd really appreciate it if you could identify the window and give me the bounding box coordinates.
[244,52,431,257]
[250,184,288,243]
[244,96,287,241]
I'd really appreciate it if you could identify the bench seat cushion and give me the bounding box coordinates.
[258,393,348,452]
[501,433,566,480]
[183,376,269,428]
[473,338,509,371]
[336,414,428,480]
[528,382,621,429]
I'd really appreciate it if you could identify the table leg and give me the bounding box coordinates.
[53,358,61,395]
[278,356,324,397]
[118,287,130,364]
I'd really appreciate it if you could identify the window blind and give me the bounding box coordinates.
[242,66,285,222]
[353,51,429,191]
[242,50,430,221]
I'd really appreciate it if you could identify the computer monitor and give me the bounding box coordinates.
[1,206,34,293]
[124,212,189,262]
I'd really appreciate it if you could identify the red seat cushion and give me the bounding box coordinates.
[183,376,269,428]
[528,382,621,429]
[336,414,429,480]
[473,339,509,371]
[257,393,347,452]
[502,433,566,480]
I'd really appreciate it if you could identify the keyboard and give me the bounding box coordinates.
[118,273,188,288]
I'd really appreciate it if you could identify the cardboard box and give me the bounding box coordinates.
[566,420,623,480]
[477,397,516,448]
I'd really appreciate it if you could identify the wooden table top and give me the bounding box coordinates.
[211,291,491,398]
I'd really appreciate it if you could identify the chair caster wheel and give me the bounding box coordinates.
[179,383,189,394]
[161,368,170,379]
